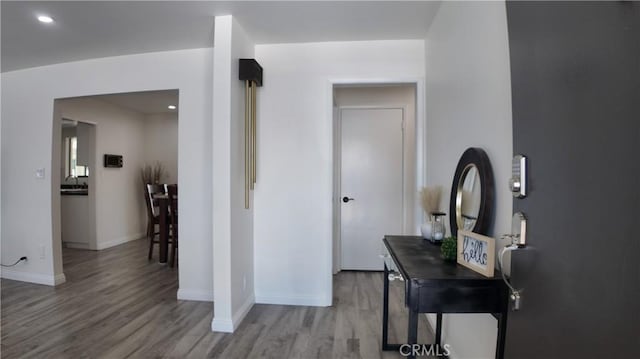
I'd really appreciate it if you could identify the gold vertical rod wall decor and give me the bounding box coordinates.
[249,81,255,190]
[240,59,262,210]
[245,80,250,209]
[251,80,257,186]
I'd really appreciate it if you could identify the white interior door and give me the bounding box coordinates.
[340,108,404,270]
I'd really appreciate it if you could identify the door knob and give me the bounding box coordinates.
[342,196,355,203]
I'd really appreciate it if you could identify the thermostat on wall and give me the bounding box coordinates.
[104,154,123,168]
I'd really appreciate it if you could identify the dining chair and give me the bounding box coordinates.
[167,184,178,267]
[145,183,165,260]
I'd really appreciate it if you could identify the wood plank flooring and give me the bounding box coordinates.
[1,238,434,358]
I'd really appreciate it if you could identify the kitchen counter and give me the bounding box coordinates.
[61,189,88,196]
[61,184,88,196]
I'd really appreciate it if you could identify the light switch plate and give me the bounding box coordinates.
[35,168,45,179]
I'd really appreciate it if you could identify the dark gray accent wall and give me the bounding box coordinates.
[506,2,640,358]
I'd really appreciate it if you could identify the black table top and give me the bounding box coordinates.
[383,235,503,285]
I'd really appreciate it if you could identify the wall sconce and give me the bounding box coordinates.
[239,59,263,209]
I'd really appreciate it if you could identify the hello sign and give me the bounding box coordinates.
[457,230,495,277]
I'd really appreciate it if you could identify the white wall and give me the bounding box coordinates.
[0,4,2,279]
[56,97,147,250]
[425,2,513,358]
[143,113,179,184]
[253,40,424,306]
[1,48,213,298]
[212,15,256,332]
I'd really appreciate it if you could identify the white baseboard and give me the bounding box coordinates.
[177,288,214,302]
[255,293,329,307]
[1,268,65,286]
[232,293,255,327]
[211,294,255,333]
[63,242,91,250]
[54,273,67,285]
[96,232,145,250]
[211,317,234,333]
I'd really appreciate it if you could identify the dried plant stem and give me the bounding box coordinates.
[141,161,167,185]
[419,186,442,218]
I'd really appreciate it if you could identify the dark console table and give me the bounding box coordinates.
[382,235,509,359]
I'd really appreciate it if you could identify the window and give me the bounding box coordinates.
[65,136,89,178]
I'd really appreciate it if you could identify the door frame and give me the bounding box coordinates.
[51,89,181,287]
[58,118,98,251]
[52,110,100,285]
[335,105,406,272]
[326,78,426,293]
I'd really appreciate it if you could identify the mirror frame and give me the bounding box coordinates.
[449,147,495,237]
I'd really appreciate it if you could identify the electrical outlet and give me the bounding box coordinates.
[39,245,45,259]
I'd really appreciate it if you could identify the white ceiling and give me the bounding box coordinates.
[1,1,441,72]
[90,90,179,115]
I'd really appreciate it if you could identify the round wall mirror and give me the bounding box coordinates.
[457,164,482,231]
[449,148,494,237]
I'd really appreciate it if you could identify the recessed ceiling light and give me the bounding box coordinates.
[168,105,177,110]
[37,15,54,23]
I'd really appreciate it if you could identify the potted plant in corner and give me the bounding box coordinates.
[140,161,167,185]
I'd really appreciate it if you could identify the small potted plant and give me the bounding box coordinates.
[441,236,457,262]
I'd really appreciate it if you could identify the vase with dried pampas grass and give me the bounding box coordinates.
[419,186,442,240]
[140,161,167,185]
[419,186,442,218]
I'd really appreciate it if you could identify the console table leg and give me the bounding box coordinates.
[495,311,508,359]
[436,312,443,346]
[408,308,418,358]
[382,263,390,350]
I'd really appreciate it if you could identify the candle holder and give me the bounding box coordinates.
[430,212,446,243]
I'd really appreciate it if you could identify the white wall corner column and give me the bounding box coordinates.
[211,15,256,333]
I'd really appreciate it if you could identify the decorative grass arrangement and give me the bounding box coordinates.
[141,162,167,185]
[419,186,442,218]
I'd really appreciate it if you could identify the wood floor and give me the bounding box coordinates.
[1,238,433,358]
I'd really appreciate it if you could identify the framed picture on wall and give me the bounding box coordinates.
[457,230,495,277]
